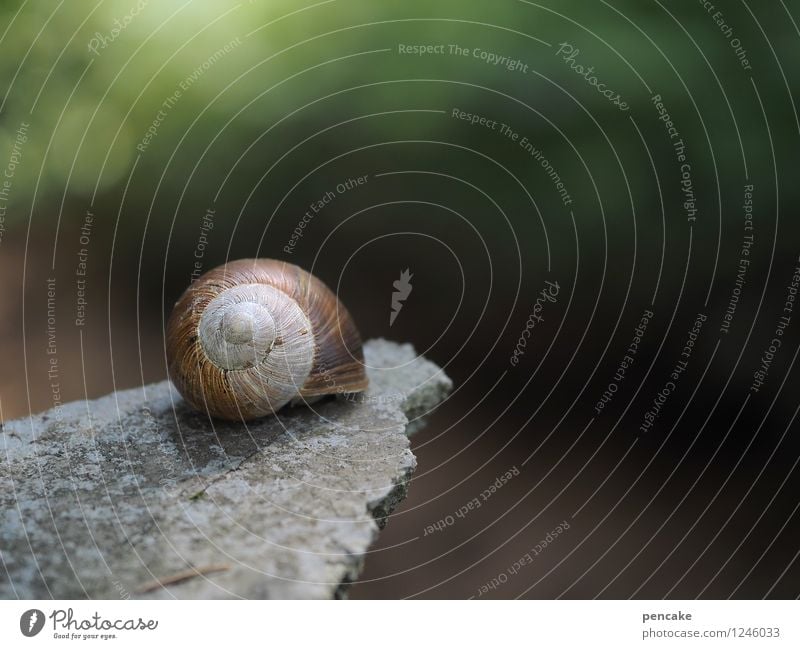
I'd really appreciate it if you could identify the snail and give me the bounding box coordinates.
[166,258,368,420]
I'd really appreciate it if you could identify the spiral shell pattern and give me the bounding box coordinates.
[166,259,367,420]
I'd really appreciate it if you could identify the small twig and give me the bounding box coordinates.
[135,563,230,593]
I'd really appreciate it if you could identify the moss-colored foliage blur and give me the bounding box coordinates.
[1,0,795,244]
[1,0,797,415]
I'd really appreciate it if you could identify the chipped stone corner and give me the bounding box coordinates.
[1,339,452,599]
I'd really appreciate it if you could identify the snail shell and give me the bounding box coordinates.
[166,258,368,420]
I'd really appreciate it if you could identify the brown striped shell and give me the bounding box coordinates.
[166,259,367,420]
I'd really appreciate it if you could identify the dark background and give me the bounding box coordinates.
[1,0,799,598]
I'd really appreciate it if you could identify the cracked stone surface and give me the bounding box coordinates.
[0,339,452,599]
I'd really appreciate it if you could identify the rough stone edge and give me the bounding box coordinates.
[2,338,453,599]
[331,339,453,598]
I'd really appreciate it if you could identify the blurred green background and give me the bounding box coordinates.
[1,0,799,598]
